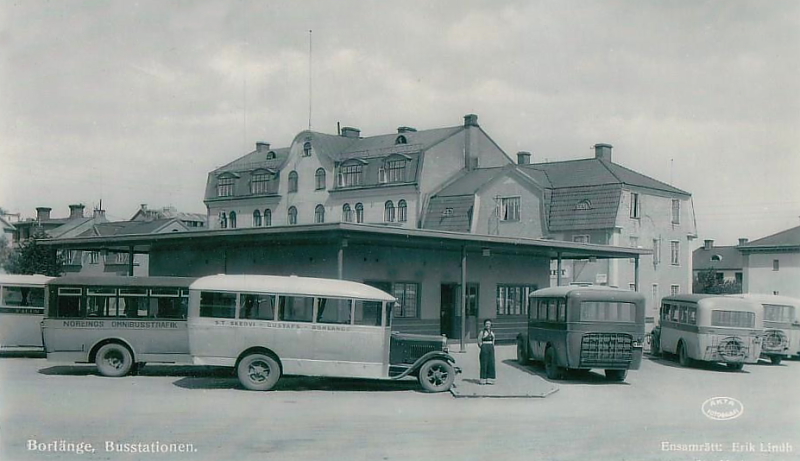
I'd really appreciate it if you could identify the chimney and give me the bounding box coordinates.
[36,207,52,222]
[256,142,270,152]
[68,204,85,219]
[397,126,417,133]
[738,238,749,246]
[594,143,613,162]
[93,208,105,219]
[704,239,714,250]
[340,127,361,138]
[464,114,479,127]
[464,114,479,170]
[517,151,531,165]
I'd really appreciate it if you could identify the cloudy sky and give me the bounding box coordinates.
[1,0,798,246]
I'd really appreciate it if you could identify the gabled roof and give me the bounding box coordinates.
[548,184,621,231]
[522,158,690,196]
[692,245,744,271]
[435,167,508,196]
[47,217,98,239]
[740,225,800,251]
[80,218,189,237]
[423,196,474,233]
[333,126,462,161]
[214,147,291,173]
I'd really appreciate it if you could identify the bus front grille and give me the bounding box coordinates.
[579,333,633,367]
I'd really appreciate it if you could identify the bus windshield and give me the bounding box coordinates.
[711,310,755,328]
[580,301,636,323]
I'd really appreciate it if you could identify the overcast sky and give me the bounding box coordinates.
[1,0,798,246]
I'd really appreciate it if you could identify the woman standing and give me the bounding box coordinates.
[478,319,496,385]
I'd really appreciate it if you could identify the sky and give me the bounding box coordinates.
[1,0,798,247]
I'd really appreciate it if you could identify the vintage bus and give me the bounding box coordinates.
[0,274,53,350]
[651,294,763,370]
[516,286,646,382]
[187,274,458,392]
[42,275,196,376]
[732,294,799,364]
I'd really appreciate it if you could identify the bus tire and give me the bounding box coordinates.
[418,359,455,393]
[770,356,782,365]
[604,369,627,382]
[677,341,692,368]
[516,338,528,365]
[727,362,744,371]
[650,335,661,357]
[544,347,562,380]
[95,343,134,377]
[237,353,281,391]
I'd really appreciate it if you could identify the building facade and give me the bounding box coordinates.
[692,239,745,286]
[740,225,800,298]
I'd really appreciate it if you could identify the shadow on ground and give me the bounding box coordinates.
[503,359,631,385]
[645,354,752,374]
[172,374,423,393]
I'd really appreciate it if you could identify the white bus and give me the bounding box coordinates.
[732,294,799,364]
[187,274,459,392]
[652,294,763,370]
[0,274,53,350]
[42,275,196,376]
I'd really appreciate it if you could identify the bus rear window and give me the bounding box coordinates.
[580,302,636,322]
[200,292,236,319]
[354,300,382,326]
[763,304,794,323]
[711,310,755,328]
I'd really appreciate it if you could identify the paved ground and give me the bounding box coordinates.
[1,348,799,461]
[450,344,558,398]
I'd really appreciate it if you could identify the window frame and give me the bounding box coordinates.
[252,210,262,227]
[314,204,325,224]
[499,196,521,222]
[217,177,235,197]
[288,206,298,225]
[670,241,680,266]
[384,201,395,222]
[671,199,680,224]
[315,168,326,190]
[630,192,640,218]
[288,171,298,193]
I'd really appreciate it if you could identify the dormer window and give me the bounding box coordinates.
[303,142,312,157]
[338,161,364,187]
[250,170,274,194]
[266,151,277,160]
[217,176,235,197]
[575,199,592,211]
[395,135,407,145]
[711,255,723,262]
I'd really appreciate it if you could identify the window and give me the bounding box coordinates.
[629,236,639,248]
[264,209,272,227]
[1,286,45,308]
[395,135,407,145]
[715,272,724,283]
[629,283,636,291]
[89,251,99,264]
[355,203,364,223]
[251,173,271,194]
[55,288,82,318]
[288,171,298,193]
[315,168,326,190]
[253,210,262,227]
[670,241,680,266]
[339,164,363,187]
[229,211,237,229]
[392,283,419,318]
[342,204,353,223]
[573,235,590,244]
[711,255,723,262]
[764,304,794,323]
[499,197,520,222]
[671,199,680,224]
[387,159,406,183]
[711,310,755,328]
[288,206,298,225]
[61,250,82,266]
[240,294,276,320]
[398,200,407,222]
[670,285,680,296]
[579,301,636,322]
[303,141,312,157]
[687,307,697,325]
[630,192,640,218]
[314,204,325,223]
[353,300,382,326]
[199,292,236,319]
[279,296,314,322]
[316,297,352,324]
[496,285,537,316]
[652,284,659,309]
[652,239,661,265]
[219,212,227,229]
[266,151,277,160]
[735,272,742,285]
[773,259,780,271]
[384,201,395,222]
[217,177,235,197]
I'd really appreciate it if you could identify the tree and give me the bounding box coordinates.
[3,230,63,276]
[692,268,742,294]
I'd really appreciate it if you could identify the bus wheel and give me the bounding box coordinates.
[516,339,528,365]
[604,369,627,382]
[237,353,281,391]
[418,359,455,393]
[95,343,133,377]
[678,342,692,368]
[544,347,562,380]
[770,356,782,365]
[650,336,661,357]
[727,362,744,371]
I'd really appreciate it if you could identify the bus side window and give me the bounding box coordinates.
[57,296,82,318]
[679,306,688,324]
[671,305,680,322]
[200,291,236,319]
[240,294,276,321]
[547,299,557,321]
[354,300,381,326]
[688,307,697,325]
[557,300,566,322]
[316,297,352,324]
[278,296,314,323]
[538,300,547,320]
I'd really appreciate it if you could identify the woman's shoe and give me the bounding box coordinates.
[479,379,486,385]
[487,379,495,385]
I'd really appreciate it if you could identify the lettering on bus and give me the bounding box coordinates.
[60,320,179,329]
[0,307,44,315]
[212,319,351,332]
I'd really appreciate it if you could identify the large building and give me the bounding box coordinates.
[740,225,800,298]
[204,114,696,321]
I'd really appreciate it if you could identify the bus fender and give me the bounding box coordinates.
[389,351,461,380]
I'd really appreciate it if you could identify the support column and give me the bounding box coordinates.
[634,256,640,291]
[460,246,467,353]
[127,246,134,276]
[556,252,563,287]
[338,239,347,280]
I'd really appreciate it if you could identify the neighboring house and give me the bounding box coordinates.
[740,225,800,298]
[66,217,195,276]
[692,239,745,285]
[0,213,17,275]
[11,205,107,244]
[130,204,207,228]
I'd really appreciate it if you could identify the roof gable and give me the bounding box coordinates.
[692,246,744,271]
[743,225,800,248]
[548,184,621,231]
